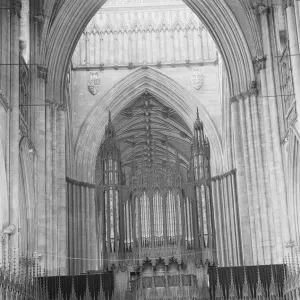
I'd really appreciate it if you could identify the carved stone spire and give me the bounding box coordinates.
[228,267,238,300]
[269,265,278,299]
[56,270,64,300]
[256,265,265,299]
[69,277,78,300]
[83,275,92,300]
[215,266,224,300]
[242,266,250,299]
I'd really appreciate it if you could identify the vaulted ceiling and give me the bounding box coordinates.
[113,92,193,178]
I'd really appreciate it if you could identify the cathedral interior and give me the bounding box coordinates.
[1,0,300,299]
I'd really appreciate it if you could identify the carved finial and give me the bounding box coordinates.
[69,276,78,300]
[256,264,265,299]
[229,266,237,299]
[98,277,105,299]
[57,270,64,300]
[242,265,250,299]
[83,274,92,300]
[269,265,278,298]
[215,266,224,300]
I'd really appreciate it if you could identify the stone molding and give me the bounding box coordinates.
[257,5,269,15]
[10,1,22,17]
[211,169,236,181]
[0,90,11,111]
[57,104,67,111]
[230,85,258,104]
[284,0,294,8]
[37,65,48,82]
[45,99,58,108]
[66,177,96,189]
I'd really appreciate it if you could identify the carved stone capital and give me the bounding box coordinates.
[45,99,58,108]
[10,1,22,17]
[33,9,45,23]
[284,0,294,8]
[247,81,259,97]
[257,5,269,15]
[230,96,239,104]
[254,56,267,74]
[37,65,48,82]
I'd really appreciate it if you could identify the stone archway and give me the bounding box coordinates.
[42,0,257,105]
[74,67,223,183]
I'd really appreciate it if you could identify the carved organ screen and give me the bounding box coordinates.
[96,105,216,268]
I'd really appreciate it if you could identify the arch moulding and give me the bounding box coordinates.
[42,0,256,106]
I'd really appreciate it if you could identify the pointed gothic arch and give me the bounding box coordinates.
[73,67,223,183]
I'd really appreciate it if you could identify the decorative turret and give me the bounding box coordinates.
[97,112,125,267]
[190,108,215,253]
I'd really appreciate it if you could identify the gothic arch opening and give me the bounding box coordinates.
[73,67,223,182]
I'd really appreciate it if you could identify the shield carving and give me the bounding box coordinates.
[87,72,101,95]
[191,68,204,90]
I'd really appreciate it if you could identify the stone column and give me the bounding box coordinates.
[81,185,86,272]
[90,187,97,270]
[86,186,91,270]
[249,86,272,263]
[67,181,73,274]
[9,0,22,250]
[57,104,67,274]
[52,104,58,272]
[230,97,253,265]
[243,92,264,263]
[36,64,47,268]
[45,100,53,272]
[256,56,282,262]
[259,5,290,257]
[72,182,77,274]
[286,0,300,132]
